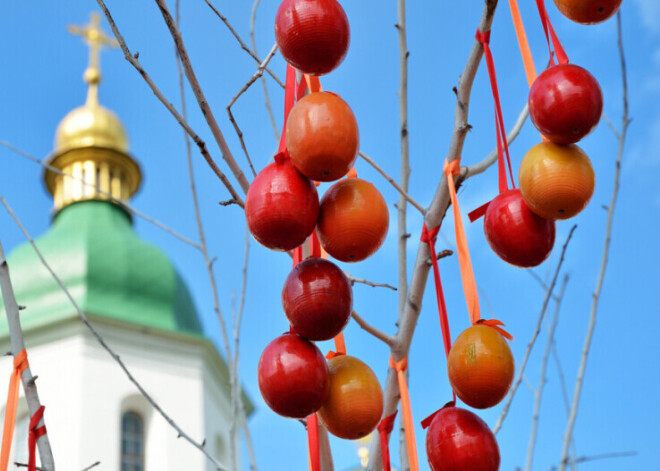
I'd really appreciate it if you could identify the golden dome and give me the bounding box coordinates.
[54,102,129,154]
[45,13,141,212]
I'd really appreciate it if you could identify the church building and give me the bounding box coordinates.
[0,13,250,471]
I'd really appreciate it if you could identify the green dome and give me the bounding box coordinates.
[0,200,203,337]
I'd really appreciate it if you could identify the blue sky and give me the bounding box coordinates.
[0,1,658,470]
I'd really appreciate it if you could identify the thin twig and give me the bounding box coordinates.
[463,102,529,178]
[153,0,250,193]
[95,0,245,207]
[249,0,280,142]
[601,111,620,139]
[559,12,629,471]
[525,275,570,471]
[494,225,577,435]
[204,0,284,89]
[0,239,55,470]
[351,310,395,347]
[227,43,279,177]
[358,151,425,215]
[0,140,201,249]
[345,273,397,291]
[81,462,101,471]
[550,451,637,470]
[0,198,228,471]
[368,2,500,468]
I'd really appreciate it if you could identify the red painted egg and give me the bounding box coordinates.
[519,142,595,220]
[245,158,319,251]
[318,355,383,440]
[286,91,359,182]
[317,178,389,262]
[484,189,556,267]
[275,0,350,76]
[426,406,500,471]
[529,64,603,144]
[553,0,622,24]
[448,325,514,409]
[258,333,330,418]
[283,257,353,341]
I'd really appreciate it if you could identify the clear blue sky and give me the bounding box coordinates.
[0,1,658,470]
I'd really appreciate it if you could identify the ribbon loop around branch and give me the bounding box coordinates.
[0,349,29,471]
[28,406,46,471]
[377,411,398,471]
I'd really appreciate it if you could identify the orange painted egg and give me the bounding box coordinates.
[316,178,389,262]
[286,92,359,182]
[448,325,514,409]
[318,355,383,440]
[553,0,622,25]
[519,142,595,220]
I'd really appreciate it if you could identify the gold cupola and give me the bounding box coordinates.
[45,13,141,212]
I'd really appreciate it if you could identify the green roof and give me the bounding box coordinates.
[0,200,203,336]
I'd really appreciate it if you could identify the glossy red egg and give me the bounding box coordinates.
[245,158,319,251]
[426,406,500,471]
[318,355,383,440]
[529,64,603,144]
[317,178,389,262]
[282,257,353,341]
[275,0,350,76]
[553,0,622,24]
[257,333,330,418]
[286,92,359,182]
[484,189,556,267]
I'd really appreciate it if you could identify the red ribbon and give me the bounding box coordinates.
[28,406,46,471]
[420,401,456,430]
[535,0,569,65]
[420,225,454,371]
[307,414,320,471]
[377,411,398,471]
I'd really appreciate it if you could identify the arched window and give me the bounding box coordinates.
[121,411,145,471]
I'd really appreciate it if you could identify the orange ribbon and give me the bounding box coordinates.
[388,356,419,471]
[443,159,480,325]
[507,0,538,87]
[476,319,514,341]
[0,349,29,471]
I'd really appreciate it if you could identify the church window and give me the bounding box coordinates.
[121,411,144,471]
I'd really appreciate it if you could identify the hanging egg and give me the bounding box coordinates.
[552,0,622,25]
[426,405,500,471]
[318,355,383,439]
[448,324,514,409]
[286,91,359,182]
[275,0,350,76]
[484,189,556,267]
[282,257,353,341]
[317,178,389,262]
[529,64,603,144]
[258,333,330,418]
[245,158,319,251]
[519,142,595,220]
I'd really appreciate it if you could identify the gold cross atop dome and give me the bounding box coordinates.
[67,13,118,103]
[45,12,141,214]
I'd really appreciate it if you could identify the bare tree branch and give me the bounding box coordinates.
[367,2,501,468]
[559,12,630,471]
[525,275,570,471]
[0,198,228,471]
[550,451,637,470]
[345,273,397,291]
[249,0,280,142]
[81,462,101,471]
[153,0,251,194]
[0,239,55,471]
[204,0,285,89]
[494,225,577,435]
[351,310,395,347]
[0,140,202,249]
[95,0,245,207]
[358,151,424,215]
[227,43,279,178]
